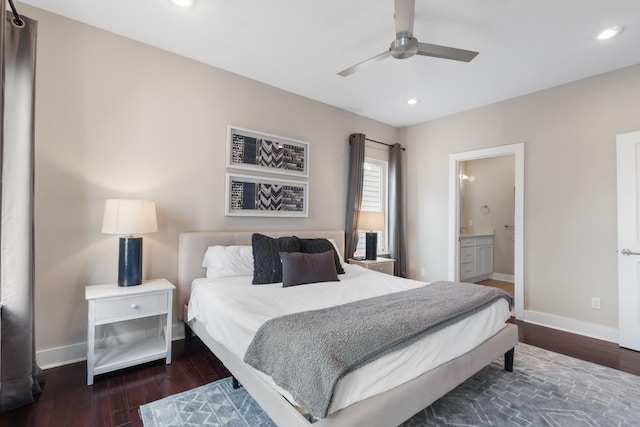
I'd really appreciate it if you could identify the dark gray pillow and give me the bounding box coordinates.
[280,250,339,288]
[251,233,301,284]
[295,237,345,274]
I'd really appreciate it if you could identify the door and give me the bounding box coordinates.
[617,130,640,350]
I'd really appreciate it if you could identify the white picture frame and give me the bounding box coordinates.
[225,173,309,217]
[226,126,309,178]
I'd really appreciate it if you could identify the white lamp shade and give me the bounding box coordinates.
[357,211,384,231]
[102,199,158,235]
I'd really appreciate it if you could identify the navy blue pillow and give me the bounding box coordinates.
[295,237,345,274]
[251,234,301,284]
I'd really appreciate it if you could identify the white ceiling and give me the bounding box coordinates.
[18,0,640,127]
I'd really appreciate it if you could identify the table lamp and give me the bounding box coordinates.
[358,211,384,260]
[102,199,158,286]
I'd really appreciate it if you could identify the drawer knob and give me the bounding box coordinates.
[130,303,139,309]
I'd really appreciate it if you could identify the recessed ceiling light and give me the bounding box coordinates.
[407,98,419,105]
[597,26,623,40]
[170,0,195,8]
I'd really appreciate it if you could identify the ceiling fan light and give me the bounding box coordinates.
[170,0,195,8]
[597,26,623,40]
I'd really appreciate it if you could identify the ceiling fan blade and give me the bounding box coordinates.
[337,50,392,77]
[416,42,479,62]
[394,0,415,35]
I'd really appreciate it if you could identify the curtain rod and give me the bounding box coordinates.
[8,0,24,27]
[365,138,406,151]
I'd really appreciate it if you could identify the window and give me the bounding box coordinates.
[356,158,388,255]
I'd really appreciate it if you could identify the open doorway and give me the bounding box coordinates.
[448,143,524,319]
[460,156,515,296]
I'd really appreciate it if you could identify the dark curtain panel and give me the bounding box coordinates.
[389,143,407,277]
[345,134,365,259]
[0,11,43,412]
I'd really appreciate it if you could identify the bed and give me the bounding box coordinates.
[178,230,518,427]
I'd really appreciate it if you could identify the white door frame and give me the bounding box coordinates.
[448,143,524,319]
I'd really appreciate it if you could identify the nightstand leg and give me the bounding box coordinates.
[87,301,96,386]
[165,292,173,364]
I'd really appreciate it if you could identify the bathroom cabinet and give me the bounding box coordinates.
[459,235,493,282]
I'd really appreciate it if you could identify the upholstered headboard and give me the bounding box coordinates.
[177,230,345,320]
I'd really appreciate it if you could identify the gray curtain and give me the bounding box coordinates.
[0,11,43,412]
[345,134,365,259]
[389,143,407,277]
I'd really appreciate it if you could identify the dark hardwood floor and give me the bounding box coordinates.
[0,337,230,427]
[2,321,639,427]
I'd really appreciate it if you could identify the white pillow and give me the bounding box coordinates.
[202,245,254,279]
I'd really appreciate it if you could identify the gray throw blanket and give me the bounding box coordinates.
[243,281,513,418]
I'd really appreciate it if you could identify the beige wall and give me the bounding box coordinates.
[404,63,640,337]
[461,156,515,276]
[23,4,399,365]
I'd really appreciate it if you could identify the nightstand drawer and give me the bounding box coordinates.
[94,293,169,322]
[369,262,394,275]
[348,258,396,276]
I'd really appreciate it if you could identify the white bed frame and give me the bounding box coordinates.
[178,230,518,427]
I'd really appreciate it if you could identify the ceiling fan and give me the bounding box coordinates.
[338,0,479,77]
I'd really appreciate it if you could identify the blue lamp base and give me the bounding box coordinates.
[118,236,142,286]
[365,232,378,261]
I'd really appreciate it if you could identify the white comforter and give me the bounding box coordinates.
[188,264,510,415]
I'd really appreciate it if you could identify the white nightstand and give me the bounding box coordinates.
[85,278,174,385]
[348,258,396,275]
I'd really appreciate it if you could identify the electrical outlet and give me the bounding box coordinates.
[420,268,426,277]
[591,297,601,310]
[468,219,473,226]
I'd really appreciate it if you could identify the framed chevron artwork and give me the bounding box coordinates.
[224,173,308,217]
[226,126,309,178]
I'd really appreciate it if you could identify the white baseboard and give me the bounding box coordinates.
[37,342,88,370]
[524,310,619,343]
[491,272,514,283]
[37,321,187,370]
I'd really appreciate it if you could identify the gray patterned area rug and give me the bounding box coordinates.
[139,343,640,426]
